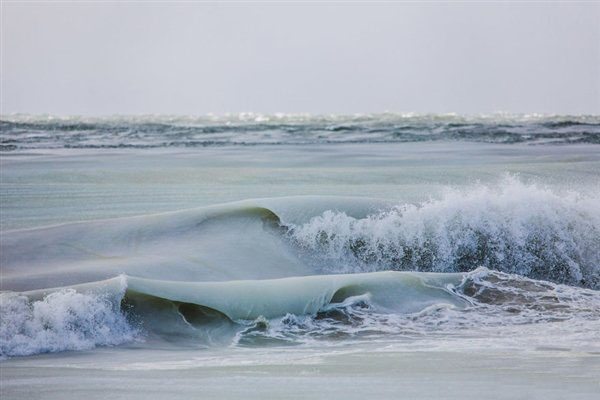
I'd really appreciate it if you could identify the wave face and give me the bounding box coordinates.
[288,177,600,288]
[1,113,599,150]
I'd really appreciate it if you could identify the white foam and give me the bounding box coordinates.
[0,289,139,358]
[289,175,600,287]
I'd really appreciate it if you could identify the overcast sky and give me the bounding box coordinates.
[2,1,599,116]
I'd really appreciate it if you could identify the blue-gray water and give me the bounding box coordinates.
[1,114,599,399]
[2,114,599,150]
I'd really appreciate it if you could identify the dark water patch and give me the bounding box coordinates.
[2,114,599,150]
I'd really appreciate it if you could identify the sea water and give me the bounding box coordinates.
[1,114,599,399]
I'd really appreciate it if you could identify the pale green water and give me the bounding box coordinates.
[3,344,600,400]
[1,140,600,399]
[2,142,599,231]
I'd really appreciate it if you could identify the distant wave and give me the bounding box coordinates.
[1,113,599,150]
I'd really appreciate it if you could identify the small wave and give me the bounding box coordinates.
[288,176,600,288]
[0,289,139,358]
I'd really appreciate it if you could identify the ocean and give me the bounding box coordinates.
[1,113,599,399]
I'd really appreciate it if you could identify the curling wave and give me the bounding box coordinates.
[2,268,600,357]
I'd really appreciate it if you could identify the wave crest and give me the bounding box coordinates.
[288,176,600,288]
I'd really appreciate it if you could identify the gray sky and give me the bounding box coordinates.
[2,1,599,116]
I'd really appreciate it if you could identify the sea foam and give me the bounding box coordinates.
[289,176,600,287]
[0,289,138,358]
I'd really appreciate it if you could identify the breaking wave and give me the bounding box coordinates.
[2,268,599,358]
[1,176,599,358]
[288,176,600,288]
[0,288,139,358]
